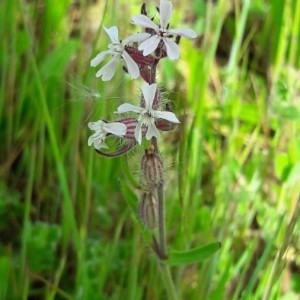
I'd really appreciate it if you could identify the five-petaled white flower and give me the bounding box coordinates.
[132,0,197,60]
[88,120,127,150]
[116,82,180,144]
[90,26,150,81]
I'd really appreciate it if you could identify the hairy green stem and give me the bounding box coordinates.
[156,178,178,300]
[157,182,167,258]
[151,137,167,258]
[151,137,178,299]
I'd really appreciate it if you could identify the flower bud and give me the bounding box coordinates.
[139,192,158,229]
[141,146,163,191]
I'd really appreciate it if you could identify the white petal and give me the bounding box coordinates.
[168,28,197,38]
[138,35,161,56]
[103,26,119,43]
[153,110,180,123]
[163,38,180,60]
[160,1,173,29]
[94,139,109,150]
[88,136,95,147]
[88,133,108,149]
[88,120,103,130]
[123,32,151,44]
[146,120,161,140]
[96,58,118,81]
[122,51,140,79]
[90,50,110,67]
[89,130,106,140]
[116,103,142,114]
[141,82,157,109]
[134,121,143,145]
[103,122,127,136]
[132,14,159,31]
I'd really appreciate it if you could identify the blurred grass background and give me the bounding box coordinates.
[1,0,300,299]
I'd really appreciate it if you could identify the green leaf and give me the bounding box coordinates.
[166,242,221,266]
[273,103,300,120]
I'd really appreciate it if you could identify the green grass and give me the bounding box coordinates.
[1,0,300,299]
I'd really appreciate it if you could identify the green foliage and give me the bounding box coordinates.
[0,0,300,299]
[26,222,61,273]
[167,242,221,266]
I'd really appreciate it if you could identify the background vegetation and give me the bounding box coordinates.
[1,0,300,299]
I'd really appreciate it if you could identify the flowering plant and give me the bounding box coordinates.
[88,1,199,298]
[89,1,196,152]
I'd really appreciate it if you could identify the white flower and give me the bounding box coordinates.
[90,26,150,81]
[88,120,127,150]
[132,0,197,60]
[116,82,180,144]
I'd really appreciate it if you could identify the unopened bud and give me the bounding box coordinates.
[139,192,158,229]
[141,146,163,191]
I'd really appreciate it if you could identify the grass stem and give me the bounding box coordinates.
[157,182,167,259]
[159,263,179,300]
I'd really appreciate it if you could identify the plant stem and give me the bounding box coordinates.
[159,263,179,300]
[147,43,178,298]
[157,182,167,258]
[151,137,167,259]
[152,138,178,300]
[151,137,178,299]
[157,181,179,300]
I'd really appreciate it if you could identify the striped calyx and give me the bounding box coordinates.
[139,192,158,229]
[141,146,163,191]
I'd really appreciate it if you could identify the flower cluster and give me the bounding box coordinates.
[88,0,196,155]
